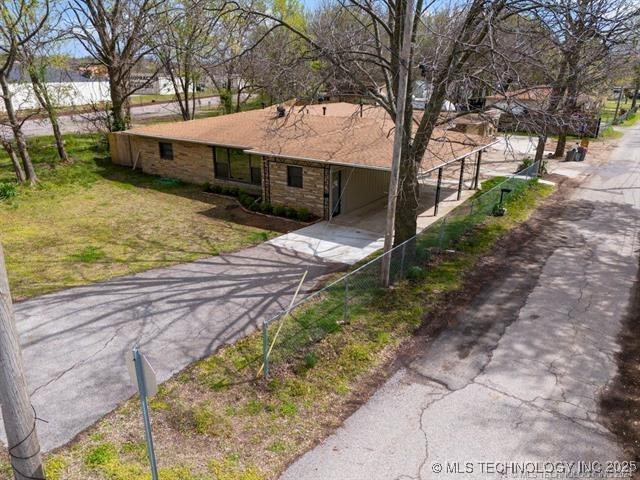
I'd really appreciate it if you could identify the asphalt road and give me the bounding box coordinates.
[0,243,340,451]
[21,95,222,137]
[281,125,640,479]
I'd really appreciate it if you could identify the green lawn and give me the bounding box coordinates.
[0,177,554,480]
[0,134,275,300]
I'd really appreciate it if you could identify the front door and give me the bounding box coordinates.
[331,170,342,217]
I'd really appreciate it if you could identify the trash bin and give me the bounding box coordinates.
[576,146,587,162]
[565,148,578,162]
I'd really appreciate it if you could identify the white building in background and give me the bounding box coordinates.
[1,64,111,112]
[130,74,180,95]
[412,80,456,112]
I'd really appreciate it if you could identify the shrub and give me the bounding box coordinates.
[297,208,311,221]
[303,352,317,369]
[0,182,17,200]
[272,205,286,217]
[238,192,255,208]
[208,183,223,194]
[284,207,298,219]
[406,265,427,282]
[515,158,533,173]
[258,202,272,214]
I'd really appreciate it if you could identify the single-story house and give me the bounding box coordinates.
[108,103,495,221]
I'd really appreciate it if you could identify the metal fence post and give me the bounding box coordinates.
[400,243,406,278]
[262,320,269,379]
[133,347,159,480]
[343,276,349,323]
[438,217,447,251]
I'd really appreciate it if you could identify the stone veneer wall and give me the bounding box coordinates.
[264,157,328,219]
[131,136,215,185]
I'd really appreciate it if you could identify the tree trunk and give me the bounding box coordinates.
[631,70,639,110]
[29,72,70,163]
[50,116,69,162]
[394,148,420,246]
[108,76,129,131]
[0,140,25,183]
[534,135,547,175]
[0,74,38,184]
[554,129,567,158]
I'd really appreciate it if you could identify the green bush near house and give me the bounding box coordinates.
[297,207,311,221]
[271,205,287,217]
[207,183,315,222]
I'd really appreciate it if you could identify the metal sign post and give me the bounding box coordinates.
[128,346,159,480]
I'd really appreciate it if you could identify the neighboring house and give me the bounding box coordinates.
[485,86,601,136]
[1,63,110,112]
[108,103,495,220]
[486,86,599,115]
[412,81,456,112]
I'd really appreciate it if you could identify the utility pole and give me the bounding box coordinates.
[0,243,45,480]
[381,0,415,287]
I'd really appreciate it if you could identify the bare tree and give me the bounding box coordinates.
[155,0,217,121]
[531,0,638,157]
[69,0,163,131]
[20,5,70,162]
[205,10,265,113]
[0,0,48,184]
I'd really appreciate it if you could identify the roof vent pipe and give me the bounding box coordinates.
[359,103,363,117]
[322,106,327,116]
[276,105,286,117]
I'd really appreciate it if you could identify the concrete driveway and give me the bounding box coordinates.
[269,185,472,265]
[281,125,640,479]
[0,243,341,451]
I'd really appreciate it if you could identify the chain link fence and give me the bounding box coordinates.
[260,161,541,378]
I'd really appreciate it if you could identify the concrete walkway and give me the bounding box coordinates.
[0,244,340,451]
[281,125,640,479]
[269,187,473,265]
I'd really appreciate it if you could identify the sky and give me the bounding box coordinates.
[60,0,323,59]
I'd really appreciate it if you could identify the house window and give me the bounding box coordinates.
[287,165,303,188]
[159,142,173,160]
[213,147,261,186]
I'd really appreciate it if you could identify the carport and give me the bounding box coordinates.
[329,144,493,235]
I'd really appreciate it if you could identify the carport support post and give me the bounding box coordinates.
[433,167,443,216]
[457,158,466,200]
[0,243,45,480]
[473,150,483,190]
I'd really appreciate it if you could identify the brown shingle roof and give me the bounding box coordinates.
[127,103,493,172]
